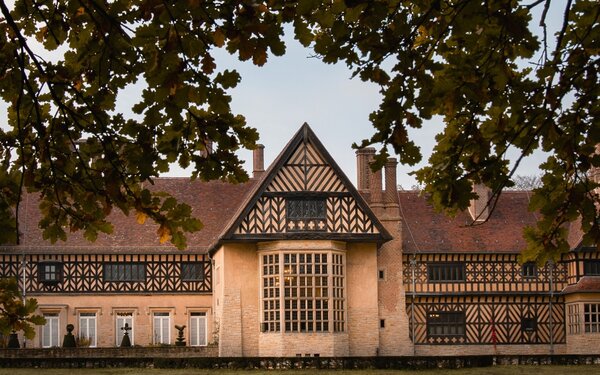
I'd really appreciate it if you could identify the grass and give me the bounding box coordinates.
[0,367,598,375]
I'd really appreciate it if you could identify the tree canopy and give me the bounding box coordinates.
[0,0,598,261]
[0,278,45,339]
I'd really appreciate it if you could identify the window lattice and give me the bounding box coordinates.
[427,312,465,337]
[261,251,345,333]
[180,262,205,281]
[332,253,345,332]
[427,263,465,282]
[584,260,600,276]
[567,304,581,334]
[521,262,537,278]
[103,263,146,282]
[39,263,62,284]
[262,254,281,332]
[284,253,329,332]
[584,303,600,333]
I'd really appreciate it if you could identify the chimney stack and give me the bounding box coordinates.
[356,147,376,191]
[370,166,383,207]
[384,157,399,207]
[253,144,265,179]
[468,184,490,222]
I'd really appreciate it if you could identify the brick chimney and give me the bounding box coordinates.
[356,147,375,191]
[253,144,265,179]
[370,166,383,209]
[384,157,399,208]
[468,184,490,222]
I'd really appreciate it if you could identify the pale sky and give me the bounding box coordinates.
[1,2,563,188]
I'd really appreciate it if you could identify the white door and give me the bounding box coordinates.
[79,313,97,347]
[190,312,207,346]
[42,314,60,347]
[115,312,134,346]
[153,312,170,344]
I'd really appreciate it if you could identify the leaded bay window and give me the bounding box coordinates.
[261,250,345,333]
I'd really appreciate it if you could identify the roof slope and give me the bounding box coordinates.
[399,190,538,254]
[4,178,256,254]
[562,276,600,294]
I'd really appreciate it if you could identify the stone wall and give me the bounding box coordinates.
[2,351,600,369]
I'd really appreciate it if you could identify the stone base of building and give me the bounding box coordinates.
[2,350,600,369]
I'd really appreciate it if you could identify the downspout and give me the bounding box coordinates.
[21,253,26,301]
[548,260,554,356]
[410,254,416,356]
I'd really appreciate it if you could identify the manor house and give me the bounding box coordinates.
[1,123,599,356]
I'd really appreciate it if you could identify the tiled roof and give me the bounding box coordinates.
[567,217,585,250]
[399,190,539,254]
[2,178,257,254]
[562,276,600,294]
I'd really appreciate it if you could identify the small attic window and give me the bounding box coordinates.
[286,198,326,220]
[39,262,62,285]
[522,263,537,278]
[286,198,327,232]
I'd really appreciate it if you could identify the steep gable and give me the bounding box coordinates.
[217,123,391,246]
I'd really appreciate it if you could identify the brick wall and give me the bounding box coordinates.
[346,243,379,356]
[377,216,413,356]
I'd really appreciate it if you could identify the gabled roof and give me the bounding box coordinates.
[399,190,538,254]
[211,123,391,253]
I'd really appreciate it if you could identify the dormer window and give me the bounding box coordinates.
[39,262,62,285]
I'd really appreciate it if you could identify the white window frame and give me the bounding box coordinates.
[41,313,60,348]
[189,312,207,346]
[78,312,97,347]
[115,312,134,346]
[153,312,171,345]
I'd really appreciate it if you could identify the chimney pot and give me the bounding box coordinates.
[356,147,376,191]
[253,144,265,179]
[384,157,399,207]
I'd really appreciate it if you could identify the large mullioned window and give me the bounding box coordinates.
[261,251,345,333]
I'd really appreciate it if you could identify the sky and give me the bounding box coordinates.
[181,29,546,188]
[1,2,564,189]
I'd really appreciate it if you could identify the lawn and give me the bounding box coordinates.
[0,367,598,375]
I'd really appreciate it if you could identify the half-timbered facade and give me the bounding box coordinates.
[1,123,599,356]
